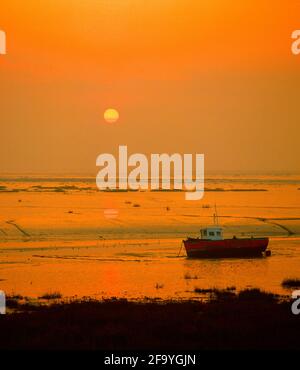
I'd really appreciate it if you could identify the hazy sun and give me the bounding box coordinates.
[104,108,119,123]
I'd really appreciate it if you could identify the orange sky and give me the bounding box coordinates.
[0,0,300,173]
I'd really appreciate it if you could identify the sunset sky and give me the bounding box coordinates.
[1,0,300,173]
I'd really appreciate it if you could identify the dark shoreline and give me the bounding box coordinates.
[1,288,300,350]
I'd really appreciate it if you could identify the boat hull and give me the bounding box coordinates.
[183,237,269,258]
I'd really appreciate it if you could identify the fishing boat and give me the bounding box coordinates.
[183,208,269,258]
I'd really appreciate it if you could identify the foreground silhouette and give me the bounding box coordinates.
[1,289,299,350]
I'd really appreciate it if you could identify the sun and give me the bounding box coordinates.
[104,108,119,123]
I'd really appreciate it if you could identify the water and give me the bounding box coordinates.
[0,174,299,300]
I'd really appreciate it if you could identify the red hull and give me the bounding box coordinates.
[183,237,269,258]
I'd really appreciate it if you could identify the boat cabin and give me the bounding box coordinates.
[200,227,223,240]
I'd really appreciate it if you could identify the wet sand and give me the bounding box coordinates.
[0,174,300,300]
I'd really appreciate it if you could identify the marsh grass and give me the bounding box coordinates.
[184,273,198,280]
[1,288,298,350]
[282,278,300,288]
[39,292,62,300]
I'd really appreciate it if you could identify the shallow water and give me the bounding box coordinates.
[0,174,299,299]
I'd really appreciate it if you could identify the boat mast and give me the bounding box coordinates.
[213,204,219,225]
